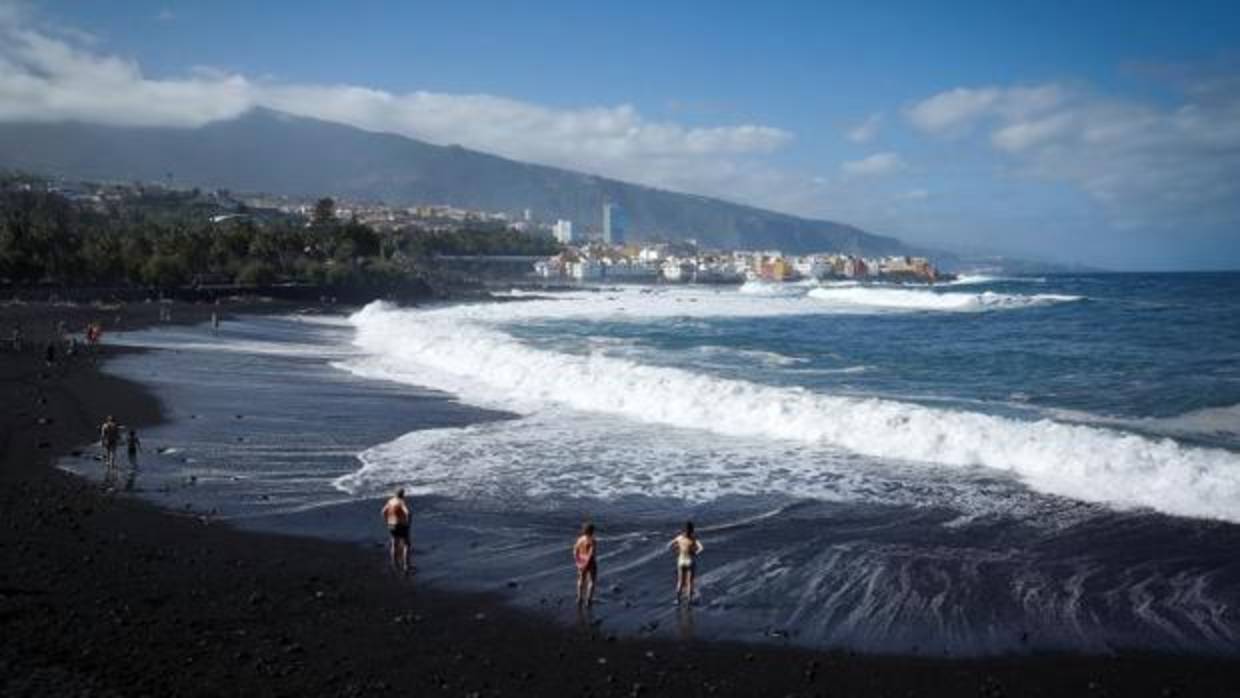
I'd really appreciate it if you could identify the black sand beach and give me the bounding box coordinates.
[3,299,1240,697]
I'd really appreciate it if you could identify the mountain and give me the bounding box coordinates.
[0,108,920,257]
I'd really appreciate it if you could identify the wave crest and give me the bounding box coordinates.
[807,287,1080,311]
[343,301,1240,522]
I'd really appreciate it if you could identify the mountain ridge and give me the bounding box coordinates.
[0,108,929,258]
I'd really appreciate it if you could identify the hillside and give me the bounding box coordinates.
[0,108,916,256]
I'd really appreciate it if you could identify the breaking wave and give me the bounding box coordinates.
[946,274,1047,286]
[339,300,1240,523]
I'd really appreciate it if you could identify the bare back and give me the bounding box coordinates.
[671,534,702,561]
[382,497,409,526]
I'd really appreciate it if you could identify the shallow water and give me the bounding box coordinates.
[63,273,1240,655]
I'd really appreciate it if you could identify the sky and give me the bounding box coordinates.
[3,1,1240,270]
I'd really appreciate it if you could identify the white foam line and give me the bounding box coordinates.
[341,300,1240,523]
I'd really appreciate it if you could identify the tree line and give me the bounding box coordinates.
[0,185,560,289]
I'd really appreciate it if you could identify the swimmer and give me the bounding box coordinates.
[668,521,704,605]
[573,522,598,607]
[381,488,412,573]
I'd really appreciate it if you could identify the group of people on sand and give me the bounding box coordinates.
[99,415,142,489]
[381,488,704,606]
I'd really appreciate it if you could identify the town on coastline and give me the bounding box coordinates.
[534,244,945,284]
[278,191,950,285]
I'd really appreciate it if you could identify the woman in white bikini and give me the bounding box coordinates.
[668,521,703,604]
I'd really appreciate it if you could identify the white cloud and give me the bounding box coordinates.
[990,112,1074,152]
[906,84,1065,134]
[841,152,906,177]
[905,87,1000,133]
[907,80,1240,229]
[0,25,251,127]
[156,9,175,22]
[846,112,882,143]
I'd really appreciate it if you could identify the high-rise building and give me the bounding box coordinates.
[602,202,626,245]
[553,219,574,244]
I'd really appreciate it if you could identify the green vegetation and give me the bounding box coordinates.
[0,178,560,290]
[403,226,563,257]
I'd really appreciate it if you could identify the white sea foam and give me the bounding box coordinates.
[807,286,1080,311]
[945,274,1046,286]
[335,410,1092,528]
[738,279,811,296]
[338,298,1240,523]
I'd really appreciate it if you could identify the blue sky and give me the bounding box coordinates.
[8,0,1240,269]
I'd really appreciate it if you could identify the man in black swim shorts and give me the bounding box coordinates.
[381,488,412,573]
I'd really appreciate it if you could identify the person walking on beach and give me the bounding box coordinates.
[669,521,704,605]
[100,416,120,475]
[573,522,598,607]
[381,488,412,574]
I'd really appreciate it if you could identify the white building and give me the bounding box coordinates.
[638,245,666,263]
[553,219,574,244]
[603,260,659,281]
[570,259,604,281]
[661,258,693,282]
[793,255,830,279]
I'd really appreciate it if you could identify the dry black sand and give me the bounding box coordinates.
[2,299,1238,697]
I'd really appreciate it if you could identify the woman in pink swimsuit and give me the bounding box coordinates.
[573,522,597,607]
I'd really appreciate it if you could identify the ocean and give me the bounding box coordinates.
[64,273,1240,655]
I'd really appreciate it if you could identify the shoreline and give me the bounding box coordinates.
[4,299,1240,696]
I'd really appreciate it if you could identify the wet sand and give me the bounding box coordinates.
[2,298,1239,697]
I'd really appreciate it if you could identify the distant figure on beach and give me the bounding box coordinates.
[126,428,141,466]
[10,322,22,352]
[381,488,412,573]
[211,312,219,331]
[44,341,56,367]
[669,521,704,605]
[573,522,598,607]
[124,428,142,491]
[99,416,120,474]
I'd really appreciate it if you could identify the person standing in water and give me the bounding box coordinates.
[573,522,598,607]
[381,488,412,574]
[669,521,704,605]
[99,416,120,483]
